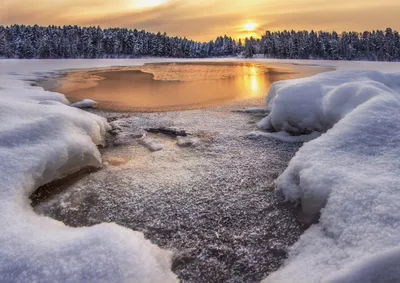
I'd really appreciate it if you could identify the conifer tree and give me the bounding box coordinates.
[0,25,399,61]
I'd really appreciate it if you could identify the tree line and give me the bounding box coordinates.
[0,25,399,61]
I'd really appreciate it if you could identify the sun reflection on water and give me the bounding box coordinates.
[57,63,278,111]
[251,76,259,92]
[240,65,263,97]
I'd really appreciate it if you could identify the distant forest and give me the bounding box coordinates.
[1,25,400,61]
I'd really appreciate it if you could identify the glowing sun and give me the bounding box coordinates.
[132,0,168,9]
[244,22,257,31]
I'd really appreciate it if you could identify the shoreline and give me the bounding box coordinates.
[4,58,400,282]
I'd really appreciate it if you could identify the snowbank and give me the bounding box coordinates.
[0,78,176,281]
[259,70,400,134]
[262,70,400,282]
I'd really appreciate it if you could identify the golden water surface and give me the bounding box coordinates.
[54,62,329,112]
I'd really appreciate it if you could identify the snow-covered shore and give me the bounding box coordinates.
[0,60,179,282]
[260,70,400,282]
[2,58,400,282]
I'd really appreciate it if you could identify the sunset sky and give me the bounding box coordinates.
[1,0,400,41]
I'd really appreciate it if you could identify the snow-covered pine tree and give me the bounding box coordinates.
[0,25,399,61]
[0,27,6,58]
[243,37,255,58]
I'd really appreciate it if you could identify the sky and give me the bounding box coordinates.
[1,0,400,41]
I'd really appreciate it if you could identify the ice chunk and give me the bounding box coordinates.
[113,131,145,146]
[176,136,200,147]
[139,138,164,152]
[71,98,98,109]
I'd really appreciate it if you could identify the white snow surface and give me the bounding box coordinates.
[1,59,400,283]
[259,70,400,134]
[0,62,177,282]
[262,70,400,283]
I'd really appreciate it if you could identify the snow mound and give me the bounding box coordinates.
[262,70,400,282]
[71,98,98,109]
[0,83,177,282]
[259,70,400,134]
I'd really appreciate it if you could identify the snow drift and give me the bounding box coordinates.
[0,80,177,282]
[261,70,400,282]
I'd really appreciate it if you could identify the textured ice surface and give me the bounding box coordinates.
[0,70,176,282]
[232,108,268,114]
[262,70,400,283]
[34,108,306,283]
[247,131,321,143]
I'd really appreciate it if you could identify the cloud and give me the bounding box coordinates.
[262,3,400,32]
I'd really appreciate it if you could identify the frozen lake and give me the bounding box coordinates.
[3,58,400,283]
[34,61,331,283]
